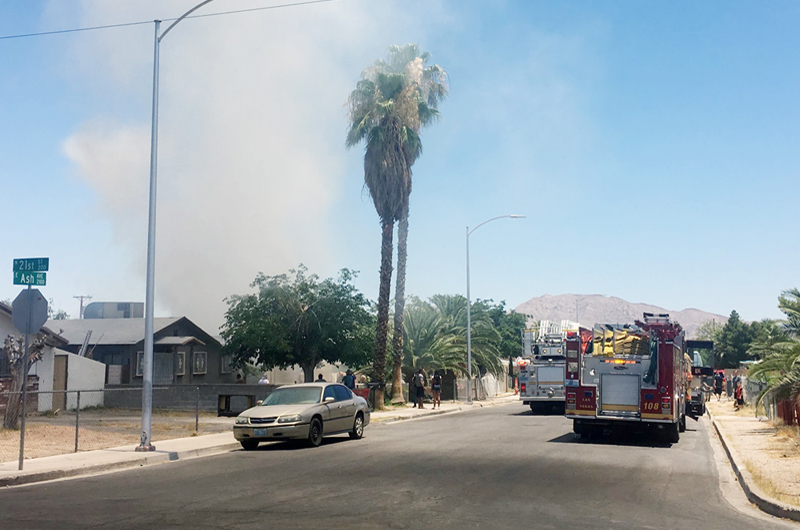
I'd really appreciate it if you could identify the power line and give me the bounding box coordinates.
[0,0,335,41]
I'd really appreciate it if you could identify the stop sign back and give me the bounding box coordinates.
[12,289,48,335]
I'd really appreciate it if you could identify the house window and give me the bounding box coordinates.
[135,351,144,377]
[193,351,207,375]
[220,354,234,374]
[176,352,186,376]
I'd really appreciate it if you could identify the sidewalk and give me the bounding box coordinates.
[708,399,800,522]
[370,392,519,423]
[0,393,519,488]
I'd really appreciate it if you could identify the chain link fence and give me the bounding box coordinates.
[0,387,234,465]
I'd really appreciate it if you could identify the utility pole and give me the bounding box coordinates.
[73,295,92,319]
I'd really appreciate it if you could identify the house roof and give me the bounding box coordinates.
[155,336,205,346]
[2,300,69,348]
[45,317,182,346]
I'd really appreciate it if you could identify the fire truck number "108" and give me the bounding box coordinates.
[643,402,660,411]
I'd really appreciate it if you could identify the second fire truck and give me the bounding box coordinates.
[518,320,578,413]
[564,313,693,442]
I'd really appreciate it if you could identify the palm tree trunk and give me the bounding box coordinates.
[391,206,409,404]
[373,218,394,410]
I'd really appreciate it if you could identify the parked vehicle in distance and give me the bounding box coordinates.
[233,382,371,450]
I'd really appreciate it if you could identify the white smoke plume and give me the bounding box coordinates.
[53,0,432,332]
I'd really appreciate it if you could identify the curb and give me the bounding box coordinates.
[371,395,517,424]
[0,442,240,488]
[710,413,800,522]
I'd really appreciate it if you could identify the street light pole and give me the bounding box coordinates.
[465,214,525,404]
[138,0,218,452]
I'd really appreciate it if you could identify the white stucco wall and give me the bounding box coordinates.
[64,353,105,410]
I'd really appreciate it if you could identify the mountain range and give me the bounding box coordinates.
[514,294,728,339]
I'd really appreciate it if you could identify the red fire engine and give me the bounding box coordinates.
[564,313,692,443]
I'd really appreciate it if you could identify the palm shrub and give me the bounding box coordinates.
[748,288,800,415]
[400,295,502,386]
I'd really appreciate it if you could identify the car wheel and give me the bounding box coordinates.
[307,418,323,447]
[240,439,259,451]
[349,413,364,439]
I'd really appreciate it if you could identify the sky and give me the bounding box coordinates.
[1,0,798,333]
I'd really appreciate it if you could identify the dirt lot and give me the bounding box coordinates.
[0,409,233,464]
[708,400,800,507]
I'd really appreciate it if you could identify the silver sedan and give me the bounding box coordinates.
[233,382,371,450]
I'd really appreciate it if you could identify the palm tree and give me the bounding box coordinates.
[779,288,800,337]
[346,44,448,407]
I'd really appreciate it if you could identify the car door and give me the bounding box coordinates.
[321,385,339,433]
[333,385,357,431]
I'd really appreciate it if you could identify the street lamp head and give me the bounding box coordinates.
[509,214,525,219]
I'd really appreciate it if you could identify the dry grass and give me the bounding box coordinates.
[0,413,232,464]
[747,464,800,507]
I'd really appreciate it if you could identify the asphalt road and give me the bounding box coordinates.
[0,403,792,529]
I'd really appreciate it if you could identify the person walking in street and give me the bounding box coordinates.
[431,370,442,409]
[412,368,426,409]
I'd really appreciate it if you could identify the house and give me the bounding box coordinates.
[48,316,236,386]
[1,301,105,412]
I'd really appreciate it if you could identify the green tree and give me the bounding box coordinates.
[695,319,724,342]
[220,267,374,383]
[480,300,526,359]
[716,310,756,368]
[46,299,70,320]
[346,44,448,407]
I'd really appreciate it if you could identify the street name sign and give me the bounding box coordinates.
[12,288,48,335]
[13,258,49,272]
[13,271,46,286]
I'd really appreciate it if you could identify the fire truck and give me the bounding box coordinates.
[564,313,693,442]
[518,320,577,413]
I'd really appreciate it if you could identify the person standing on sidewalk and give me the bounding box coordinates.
[714,370,725,401]
[412,369,427,409]
[431,371,442,409]
[734,380,745,410]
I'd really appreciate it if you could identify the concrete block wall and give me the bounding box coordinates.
[104,384,279,412]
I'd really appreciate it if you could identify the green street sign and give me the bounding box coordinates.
[13,257,49,272]
[13,271,46,286]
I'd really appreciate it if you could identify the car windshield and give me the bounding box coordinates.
[261,387,321,406]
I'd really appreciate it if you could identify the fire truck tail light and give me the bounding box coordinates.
[566,392,576,409]
[661,397,671,410]
[520,383,526,393]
